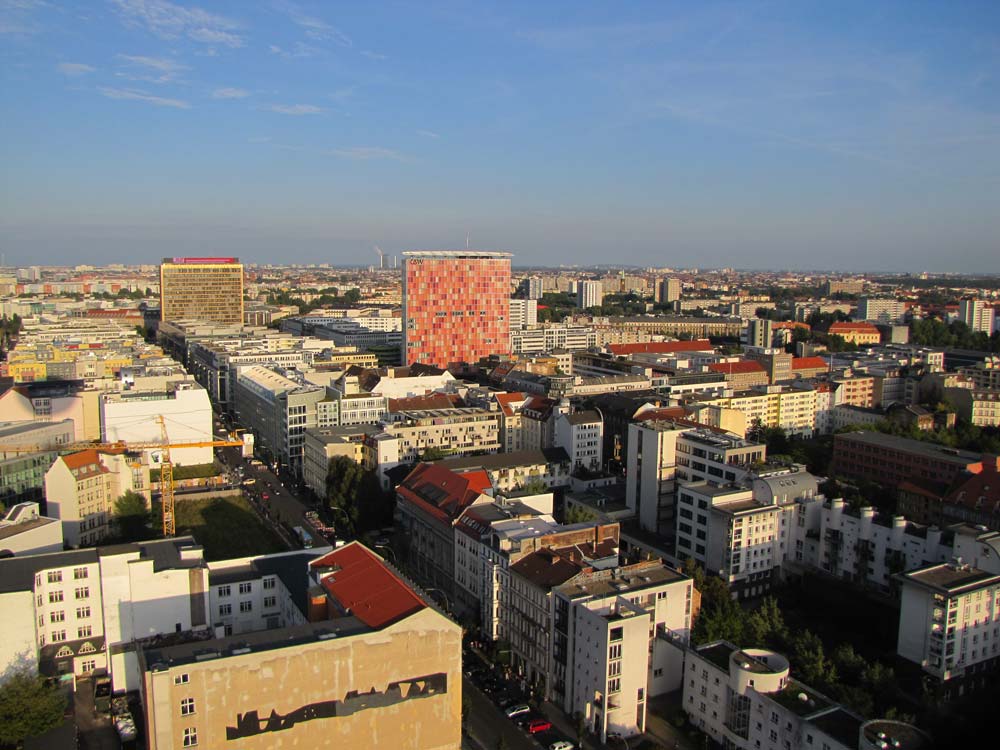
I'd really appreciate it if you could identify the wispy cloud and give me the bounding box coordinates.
[57,62,96,76]
[330,146,401,160]
[213,87,249,99]
[110,0,245,48]
[360,50,386,61]
[116,54,188,84]
[118,54,186,73]
[269,103,322,115]
[0,0,45,34]
[268,41,320,58]
[98,86,191,109]
[275,1,351,46]
[417,129,439,139]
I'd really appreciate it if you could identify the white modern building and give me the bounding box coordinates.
[577,280,603,310]
[100,380,214,466]
[0,502,63,555]
[555,410,604,472]
[509,298,539,328]
[958,298,996,335]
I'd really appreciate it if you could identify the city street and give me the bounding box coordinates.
[462,676,543,750]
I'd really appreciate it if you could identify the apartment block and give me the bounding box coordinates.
[555,410,604,472]
[958,298,996,335]
[44,449,150,547]
[857,297,905,323]
[0,419,75,510]
[577,280,603,309]
[897,560,1000,699]
[553,561,693,742]
[831,432,982,487]
[944,387,1000,427]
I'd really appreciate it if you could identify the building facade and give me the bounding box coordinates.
[402,251,512,368]
[159,257,244,325]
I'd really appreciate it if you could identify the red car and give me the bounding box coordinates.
[527,719,552,734]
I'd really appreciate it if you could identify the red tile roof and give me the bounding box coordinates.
[387,393,460,412]
[707,361,766,375]
[635,406,687,422]
[311,542,426,629]
[61,449,122,471]
[608,340,713,356]
[772,321,810,330]
[944,456,1000,512]
[792,357,828,371]
[495,391,527,417]
[396,463,492,525]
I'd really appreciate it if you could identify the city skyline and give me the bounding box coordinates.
[2,1,999,271]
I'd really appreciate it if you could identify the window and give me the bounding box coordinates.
[73,567,89,580]
[50,611,65,623]
[81,659,96,673]
[78,626,92,639]
[609,644,622,659]
[182,727,198,747]
[239,582,252,595]
[609,661,622,677]
[263,577,276,590]
[49,591,63,604]
[264,596,276,608]
[608,678,621,694]
[219,604,232,616]
[77,606,91,619]
[51,630,67,643]
[240,601,252,613]
[610,627,623,642]
[218,585,231,598]
[75,587,89,600]
[181,698,195,716]
[174,674,190,685]
[47,571,62,584]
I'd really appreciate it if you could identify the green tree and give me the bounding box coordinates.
[113,490,152,541]
[744,597,787,647]
[419,446,448,462]
[692,576,745,645]
[790,630,837,689]
[325,456,393,535]
[521,478,549,495]
[563,504,597,524]
[0,671,67,745]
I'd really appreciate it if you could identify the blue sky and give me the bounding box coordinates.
[1,1,998,271]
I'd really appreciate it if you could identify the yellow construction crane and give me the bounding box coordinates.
[0,422,245,536]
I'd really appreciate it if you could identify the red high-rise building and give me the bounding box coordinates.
[402,251,512,368]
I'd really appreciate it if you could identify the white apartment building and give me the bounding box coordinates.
[0,538,327,692]
[683,642,883,750]
[510,325,596,354]
[509,298,539,328]
[552,562,693,742]
[677,483,785,599]
[897,560,1000,699]
[958,298,996,335]
[328,375,389,424]
[207,551,312,637]
[527,276,545,299]
[555,410,604,472]
[44,449,151,547]
[699,385,817,437]
[577,280,603,310]
[857,297,905,323]
[377,408,501,463]
[626,420,766,537]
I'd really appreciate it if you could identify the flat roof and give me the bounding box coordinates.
[403,250,512,258]
[835,431,980,463]
[555,561,686,600]
[0,516,57,541]
[809,707,863,747]
[143,618,369,670]
[696,641,738,672]
[903,563,1000,593]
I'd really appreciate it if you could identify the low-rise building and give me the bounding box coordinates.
[831,432,983,488]
[44,448,150,547]
[0,501,63,555]
[944,387,1000,427]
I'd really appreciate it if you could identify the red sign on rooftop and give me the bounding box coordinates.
[169,257,239,264]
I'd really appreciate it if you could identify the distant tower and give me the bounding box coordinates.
[656,277,681,305]
[402,251,512,368]
[748,318,773,349]
[577,280,603,310]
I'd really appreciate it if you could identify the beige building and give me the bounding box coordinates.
[302,424,377,497]
[44,449,150,547]
[944,387,1000,427]
[382,408,501,463]
[140,542,462,750]
[160,257,244,325]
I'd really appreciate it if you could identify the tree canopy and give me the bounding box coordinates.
[113,490,153,541]
[0,671,67,745]
[325,456,393,535]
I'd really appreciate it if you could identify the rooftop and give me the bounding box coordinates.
[311,542,426,629]
[902,562,1000,593]
[770,680,835,718]
[696,641,738,672]
[809,707,863,748]
[555,560,686,600]
[835,431,981,464]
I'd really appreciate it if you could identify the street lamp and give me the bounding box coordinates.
[373,543,397,563]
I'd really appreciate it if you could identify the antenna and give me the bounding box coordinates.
[466,233,470,250]
[373,245,384,270]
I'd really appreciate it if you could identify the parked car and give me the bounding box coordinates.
[550,742,574,750]
[505,704,530,719]
[527,719,552,734]
[607,731,624,742]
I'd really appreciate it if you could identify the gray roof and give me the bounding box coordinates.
[0,548,100,593]
[437,447,570,472]
[0,516,57,542]
[835,431,980,464]
[564,410,602,425]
